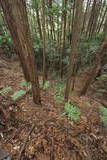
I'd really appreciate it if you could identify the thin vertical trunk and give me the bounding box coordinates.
[71,0,75,35]
[65,0,83,101]
[42,0,47,84]
[86,0,97,38]
[81,0,91,34]
[96,0,106,33]
[89,0,102,38]
[60,0,68,78]
[97,6,107,34]
[36,7,43,41]
[103,15,107,37]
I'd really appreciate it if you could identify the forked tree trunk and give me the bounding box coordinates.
[0,0,41,105]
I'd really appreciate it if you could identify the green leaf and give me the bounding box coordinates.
[11,90,27,101]
[0,87,13,95]
[64,102,81,121]
[20,80,32,90]
[43,81,50,89]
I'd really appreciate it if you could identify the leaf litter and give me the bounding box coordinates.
[0,57,107,160]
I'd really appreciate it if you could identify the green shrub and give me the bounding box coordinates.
[64,102,81,121]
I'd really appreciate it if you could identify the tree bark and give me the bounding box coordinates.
[65,0,83,101]
[0,0,41,105]
[60,0,68,78]
[42,0,47,84]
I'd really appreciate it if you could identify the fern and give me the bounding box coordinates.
[96,74,107,81]
[64,102,81,121]
[20,80,32,91]
[20,80,29,87]
[0,86,13,95]
[11,90,27,101]
[55,81,65,94]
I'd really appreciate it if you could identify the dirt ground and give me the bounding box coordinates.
[0,56,107,160]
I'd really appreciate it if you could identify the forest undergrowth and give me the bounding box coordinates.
[0,56,107,160]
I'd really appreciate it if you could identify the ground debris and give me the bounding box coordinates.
[0,57,107,160]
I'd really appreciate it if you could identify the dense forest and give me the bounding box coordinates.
[0,0,107,159]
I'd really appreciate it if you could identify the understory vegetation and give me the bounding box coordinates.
[0,0,107,159]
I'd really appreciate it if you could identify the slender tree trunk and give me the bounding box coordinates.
[71,0,75,35]
[89,0,102,38]
[0,0,41,105]
[103,15,107,37]
[36,7,43,41]
[96,0,106,33]
[86,0,97,38]
[81,0,91,34]
[65,0,83,101]
[97,6,107,34]
[42,0,47,84]
[60,0,68,78]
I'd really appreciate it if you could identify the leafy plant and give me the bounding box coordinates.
[54,81,65,103]
[96,74,107,81]
[64,102,81,121]
[43,81,50,89]
[0,86,13,95]
[11,90,27,101]
[20,80,29,87]
[99,107,107,127]
[55,81,65,94]
[20,80,32,90]
[54,93,63,103]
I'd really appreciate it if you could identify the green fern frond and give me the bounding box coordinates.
[0,86,13,95]
[11,90,27,101]
[64,102,81,121]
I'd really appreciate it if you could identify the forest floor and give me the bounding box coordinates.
[0,56,107,160]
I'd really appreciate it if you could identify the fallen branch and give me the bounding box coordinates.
[18,124,36,160]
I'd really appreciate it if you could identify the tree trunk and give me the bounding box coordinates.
[0,0,41,105]
[97,6,107,34]
[36,7,43,41]
[81,0,91,34]
[65,0,83,101]
[42,0,47,84]
[60,0,68,78]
